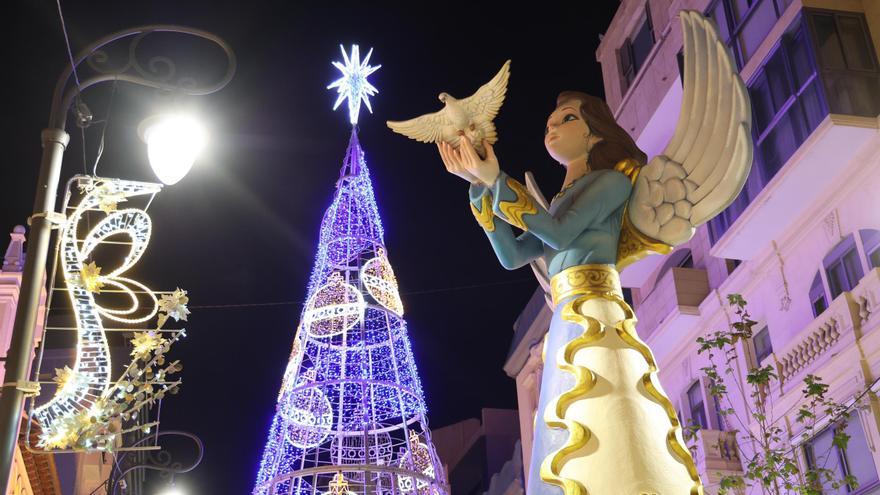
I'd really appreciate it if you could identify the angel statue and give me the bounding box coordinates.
[435,12,751,495]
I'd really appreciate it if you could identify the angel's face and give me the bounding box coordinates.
[544,100,595,165]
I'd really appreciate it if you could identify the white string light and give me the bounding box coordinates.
[34,177,189,451]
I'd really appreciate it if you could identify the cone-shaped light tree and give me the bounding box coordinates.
[252,45,449,495]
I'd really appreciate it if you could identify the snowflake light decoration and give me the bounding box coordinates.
[327,44,380,125]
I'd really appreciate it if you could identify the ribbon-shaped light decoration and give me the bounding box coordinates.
[33,177,189,451]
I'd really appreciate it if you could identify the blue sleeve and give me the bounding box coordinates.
[489,169,632,251]
[469,183,543,270]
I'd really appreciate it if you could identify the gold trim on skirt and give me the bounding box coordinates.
[541,264,703,495]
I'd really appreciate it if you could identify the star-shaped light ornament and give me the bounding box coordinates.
[327,44,381,125]
[79,262,105,293]
[157,288,190,328]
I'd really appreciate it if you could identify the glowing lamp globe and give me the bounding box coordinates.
[156,486,185,495]
[138,115,207,185]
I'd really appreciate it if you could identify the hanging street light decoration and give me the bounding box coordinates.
[0,22,234,490]
[32,177,189,452]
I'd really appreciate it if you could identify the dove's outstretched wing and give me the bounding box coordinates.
[458,60,512,145]
[386,110,450,144]
[628,11,753,248]
[460,60,511,122]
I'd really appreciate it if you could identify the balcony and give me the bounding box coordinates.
[710,114,878,261]
[689,429,743,479]
[774,286,860,393]
[636,267,709,347]
[708,8,880,260]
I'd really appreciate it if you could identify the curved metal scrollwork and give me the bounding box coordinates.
[107,430,204,495]
[50,25,236,129]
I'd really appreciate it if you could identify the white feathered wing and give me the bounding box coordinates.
[628,11,753,247]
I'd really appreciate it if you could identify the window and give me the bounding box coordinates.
[687,381,708,429]
[807,10,880,117]
[753,326,773,364]
[708,16,827,244]
[726,258,743,274]
[862,229,880,270]
[706,0,791,69]
[810,230,880,318]
[824,235,864,300]
[810,272,828,318]
[619,5,655,93]
[750,20,827,179]
[804,419,880,493]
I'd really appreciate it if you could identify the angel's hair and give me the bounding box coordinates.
[555,91,647,170]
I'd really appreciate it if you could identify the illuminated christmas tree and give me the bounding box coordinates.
[252,45,448,495]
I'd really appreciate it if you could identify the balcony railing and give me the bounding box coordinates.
[850,267,880,333]
[774,282,861,392]
[689,429,744,478]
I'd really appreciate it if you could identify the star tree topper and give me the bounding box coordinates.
[327,44,381,125]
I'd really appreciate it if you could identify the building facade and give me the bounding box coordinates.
[0,226,60,495]
[506,0,880,492]
[431,408,522,495]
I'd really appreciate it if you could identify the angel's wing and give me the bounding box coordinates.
[459,60,511,124]
[386,110,450,144]
[628,11,753,247]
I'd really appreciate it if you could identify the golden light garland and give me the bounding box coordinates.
[361,248,404,315]
[302,271,365,338]
[397,433,435,494]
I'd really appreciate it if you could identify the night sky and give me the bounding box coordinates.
[5,2,619,493]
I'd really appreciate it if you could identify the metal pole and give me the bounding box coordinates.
[0,128,69,483]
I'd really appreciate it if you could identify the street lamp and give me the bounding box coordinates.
[104,430,203,495]
[139,113,209,185]
[0,25,234,491]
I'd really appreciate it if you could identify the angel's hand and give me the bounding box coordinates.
[460,136,500,186]
[438,141,480,184]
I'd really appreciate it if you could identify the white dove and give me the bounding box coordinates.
[387,60,511,159]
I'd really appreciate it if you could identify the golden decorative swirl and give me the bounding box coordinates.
[498,177,538,231]
[470,192,496,232]
[613,159,673,271]
[614,299,703,495]
[540,313,604,495]
[550,264,620,308]
[539,287,703,495]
